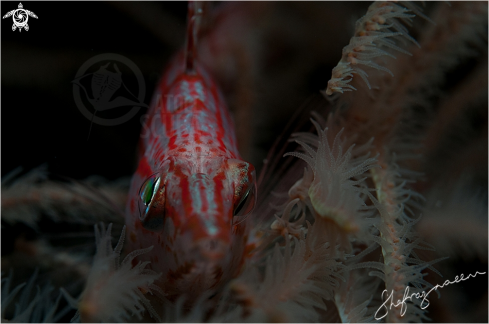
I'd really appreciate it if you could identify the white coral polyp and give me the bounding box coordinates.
[286,119,378,233]
[309,178,361,233]
[77,223,162,323]
[325,63,356,95]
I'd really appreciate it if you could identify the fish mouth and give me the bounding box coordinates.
[196,237,229,261]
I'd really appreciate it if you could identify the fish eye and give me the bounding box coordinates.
[138,173,161,220]
[232,182,257,225]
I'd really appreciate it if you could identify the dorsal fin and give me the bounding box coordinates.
[184,1,205,74]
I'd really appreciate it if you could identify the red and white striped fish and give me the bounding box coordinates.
[125,2,256,297]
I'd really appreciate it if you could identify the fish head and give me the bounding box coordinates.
[136,157,256,261]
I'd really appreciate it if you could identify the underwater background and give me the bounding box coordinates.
[2,2,487,322]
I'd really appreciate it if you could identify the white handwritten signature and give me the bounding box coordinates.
[375,271,487,320]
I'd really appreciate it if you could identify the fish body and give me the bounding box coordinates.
[125,3,256,297]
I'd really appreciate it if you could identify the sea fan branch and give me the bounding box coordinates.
[324,1,421,96]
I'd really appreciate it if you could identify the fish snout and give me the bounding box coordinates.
[196,237,229,260]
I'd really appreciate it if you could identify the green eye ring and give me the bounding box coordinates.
[141,177,159,206]
[138,173,161,218]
